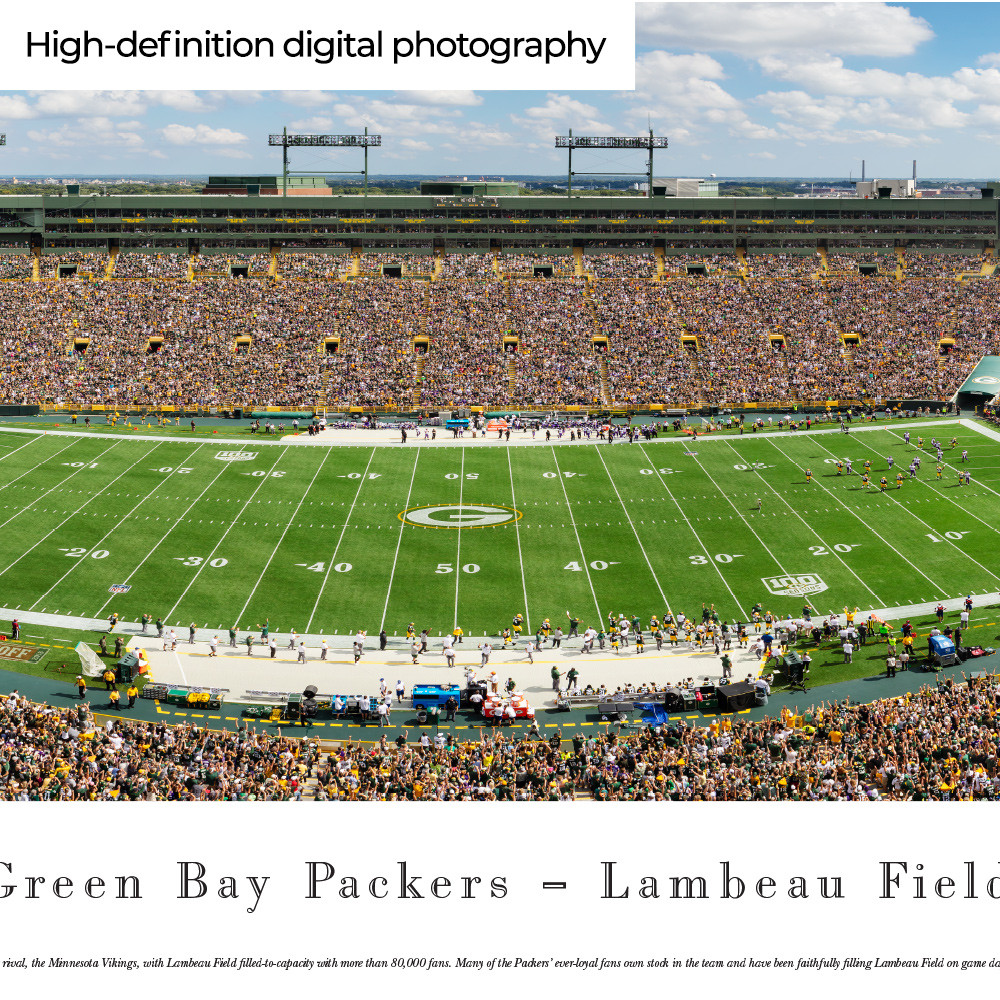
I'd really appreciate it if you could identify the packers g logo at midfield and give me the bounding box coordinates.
[400,504,522,529]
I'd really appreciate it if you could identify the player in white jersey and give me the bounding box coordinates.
[845,459,853,475]
[962,450,969,463]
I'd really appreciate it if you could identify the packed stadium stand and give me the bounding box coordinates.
[0,187,998,411]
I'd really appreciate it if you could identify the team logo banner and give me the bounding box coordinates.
[400,504,522,529]
[215,451,257,462]
[761,574,828,597]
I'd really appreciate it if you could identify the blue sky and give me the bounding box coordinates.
[2,3,999,178]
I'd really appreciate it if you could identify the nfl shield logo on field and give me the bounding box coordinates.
[215,451,257,462]
[761,574,828,597]
[108,584,131,594]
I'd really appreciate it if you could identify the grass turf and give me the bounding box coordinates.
[0,419,997,695]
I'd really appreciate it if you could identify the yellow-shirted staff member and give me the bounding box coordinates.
[452,625,464,644]
[126,684,138,709]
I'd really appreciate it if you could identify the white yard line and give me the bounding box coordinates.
[506,445,532,634]
[0,441,157,583]
[678,446,792,576]
[0,438,126,534]
[719,437,884,605]
[94,448,237,617]
[818,433,1000,587]
[594,445,672,620]
[232,448,333,628]
[0,438,78,494]
[551,445,602,624]
[164,449,288,623]
[637,443,748,619]
[454,447,465,629]
[0,435,44,464]
[378,447,420,633]
[304,448,376,633]
[778,436,951,594]
[876,428,1000,541]
[30,444,206,611]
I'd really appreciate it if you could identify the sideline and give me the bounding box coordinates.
[0,417,966,450]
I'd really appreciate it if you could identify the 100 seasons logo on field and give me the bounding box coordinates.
[761,574,828,597]
[399,504,522,529]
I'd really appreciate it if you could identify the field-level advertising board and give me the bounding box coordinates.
[75,641,102,678]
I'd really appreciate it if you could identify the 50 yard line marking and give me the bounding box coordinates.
[29,443,206,611]
[235,447,333,628]
[594,446,672,620]
[637,443,748,619]
[379,447,421,633]
[454,447,465,629]
[165,448,288,622]
[95,447,238,616]
[551,446,601,623]
[506,446,531,633]
[306,447,377,634]
[721,438,884,605]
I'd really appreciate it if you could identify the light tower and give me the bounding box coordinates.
[268,128,382,198]
[555,130,668,198]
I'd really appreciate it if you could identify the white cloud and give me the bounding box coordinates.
[511,93,613,141]
[633,51,736,107]
[398,138,432,152]
[748,151,777,159]
[394,91,483,107]
[277,91,335,107]
[26,117,147,153]
[215,149,253,159]
[637,2,933,58]
[288,116,335,132]
[147,91,213,112]
[158,124,249,146]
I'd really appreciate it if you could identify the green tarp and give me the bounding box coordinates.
[958,356,1000,396]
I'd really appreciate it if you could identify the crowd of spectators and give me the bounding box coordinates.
[585,253,657,279]
[0,695,311,800]
[191,253,271,276]
[0,253,33,279]
[113,252,190,280]
[277,252,350,279]
[3,673,997,800]
[0,251,996,408]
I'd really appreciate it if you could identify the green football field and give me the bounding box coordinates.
[0,420,997,638]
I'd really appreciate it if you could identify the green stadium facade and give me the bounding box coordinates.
[0,189,995,256]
